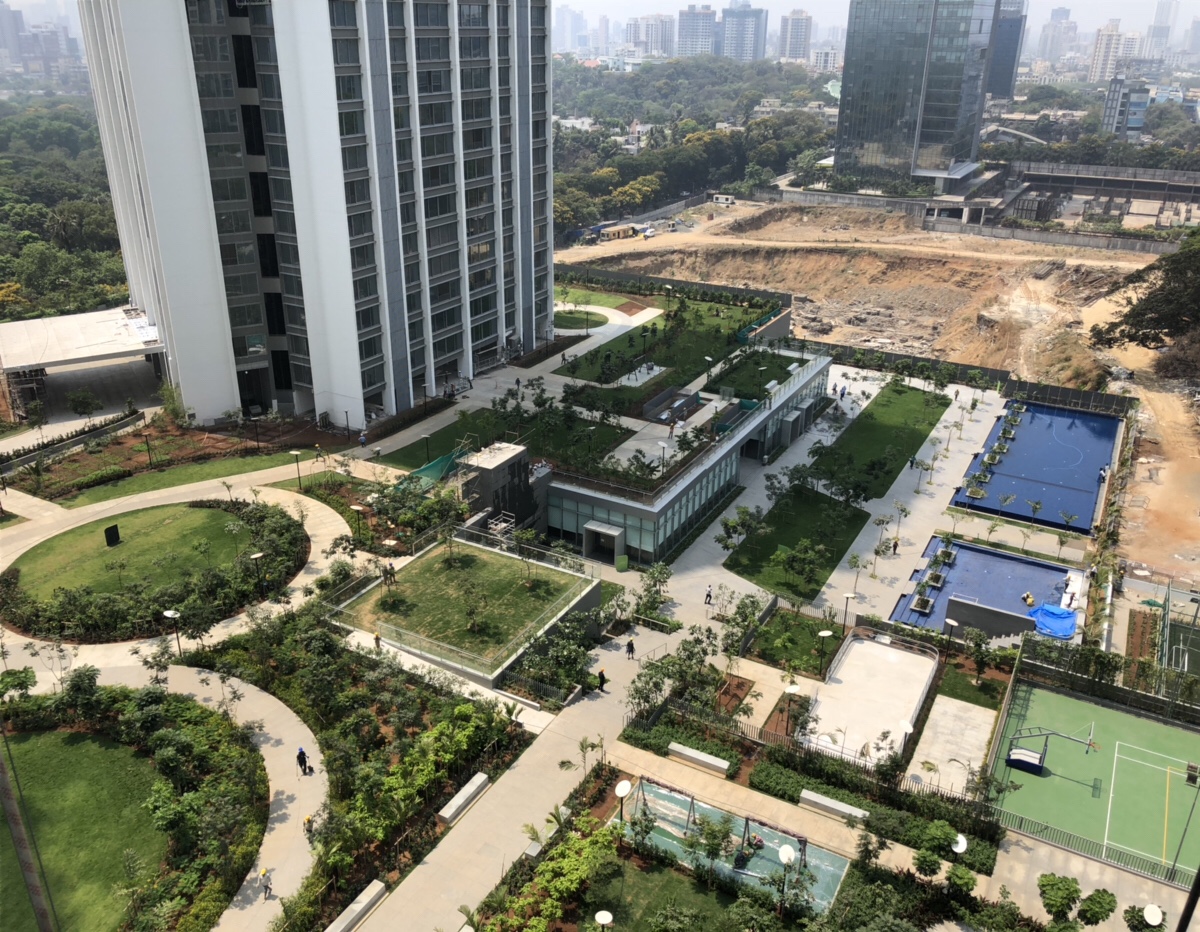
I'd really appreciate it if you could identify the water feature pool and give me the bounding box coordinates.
[622,778,849,913]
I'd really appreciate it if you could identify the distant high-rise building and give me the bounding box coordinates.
[1090,20,1141,82]
[1144,0,1179,58]
[678,4,717,56]
[1189,18,1200,55]
[1101,73,1150,140]
[554,5,587,52]
[79,0,551,426]
[987,0,1025,98]
[626,14,675,57]
[825,25,846,46]
[778,10,812,62]
[0,1,22,61]
[835,0,997,188]
[720,1,767,63]
[597,14,610,54]
[808,48,842,73]
[1037,8,1076,62]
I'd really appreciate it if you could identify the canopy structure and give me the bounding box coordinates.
[0,306,162,371]
[1029,603,1077,640]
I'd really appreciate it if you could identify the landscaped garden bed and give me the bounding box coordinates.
[1,498,309,642]
[749,609,844,679]
[182,602,532,931]
[2,678,267,932]
[703,350,797,400]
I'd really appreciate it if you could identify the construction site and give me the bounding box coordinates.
[560,200,1200,575]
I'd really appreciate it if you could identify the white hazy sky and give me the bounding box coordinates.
[570,1,1200,38]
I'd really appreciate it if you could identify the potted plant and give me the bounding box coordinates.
[926,553,946,589]
[984,452,1002,466]
[967,486,988,500]
[993,442,1009,454]
[936,532,956,565]
[1000,426,1016,441]
[913,580,934,614]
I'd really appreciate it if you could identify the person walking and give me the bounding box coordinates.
[839,386,846,401]
[515,377,521,391]
[626,639,635,660]
[374,632,381,651]
[296,747,308,775]
[260,868,272,899]
[303,815,313,838]
[597,669,607,692]
[359,431,367,448]
[954,389,959,401]
[704,585,713,605]
[909,455,916,469]
[892,539,899,556]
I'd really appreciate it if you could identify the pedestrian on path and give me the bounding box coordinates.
[626,639,635,659]
[704,585,713,605]
[515,377,521,391]
[359,432,367,448]
[303,815,313,838]
[909,455,916,469]
[296,747,308,775]
[954,389,959,401]
[840,386,846,401]
[561,352,567,365]
[260,868,272,899]
[831,383,837,396]
[597,669,607,692]
[374,632,381,651]
[892,539,898,556]
[668,421,675,438]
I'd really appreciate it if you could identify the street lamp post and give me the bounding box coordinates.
[250,552,264,596]
[657,440,668,477]
[704,355,713,379]
[943,618,959,664]
[163,609,181,656]
[615,779,632,823]
[421,433,431,464]
[350,504,365,538]
[595,910,614,929]
[289,450,303,491]
[143,431,154,468]
[588,425,596,454]
[817,629,833,678]
[250,417,261,448]
[842,593,854,636]
[778,844,796,918]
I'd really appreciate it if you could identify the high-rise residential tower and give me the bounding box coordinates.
[720,1,766,63]
[626,14,675,57]
[835,0,998,189]
[1145,0,1179,59]
[1089,20,1141,82]
[1036,7,1075,62]
[677,4,716,56]
[986,0,1025,98]
[778,10,812,62]
[78,0,551,428]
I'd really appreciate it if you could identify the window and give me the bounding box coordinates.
[354,275,378,300]
[361,363,385,389]
[275,210,296,234]
[501,152,511,173]
[348,211,373,237]
[387,0,404,28]
[459,3,486,27]
[466,212,494,236]
[215,209,251,234]
[224,271,258,296]
[499,95,510,117]
[534,222,547,244]
[532,91,546,112]
[286,304,306,327]
[424,192,455,217]
[220,242,256,267]
[287,333,310,356]
[392,71,409,96]
[291,361,313,386]
[414,2,448,26]
[332,38,360,64]
[532,35,545,56]
[533,119,545,139]
[406,291,422,312]
[427,223,457,249]
[416,69,450,93]
[357,304,380,330]
[336,74,362,101]
[211,177,247,202]
[345,178,371,205]
[430,304,461,330]
[276,241,300,265]
[264,293,285,335]
[229,301,263,328]
[270,176,292,203]
[259,72,281,99]
[329,0,357,27]
[359,334,384,360]
[427,251,459,278]
[463,127,490,150]
[461,66,489,90]
[404,261,419,283]
[186,0,223,25]
[266,144,289,168]
[394,105,410,129]
[201,108,239,134]
[271,349,292,389]
[250,3,272,26]
[396,137,412,161]
[429,279,460,303]
[433,332,463,357]
[498,65,509,87]
[402,231,418,255]
[253,36,276,64]
[420,132,453,158]
[262,108,286,135]
[464,156,491,180]
[258,234,279,277]
[282,272,304,296]
[459,36,488,59]
[419,101,452,125]
[531,5,544,27]
[423,163,453,187]
[470,291,498,316]
[196,72,234,98]
[534,171,547,192]
[398,170,414,193]
[339,109,365,136]
[500,124,511,145]
[342,144,368,171]
[192,35,230,63]
[498,36,508,57]
[415,37,449,61]
[461,98,489,121]
[533,146,546,167]
[232,34,256,88]
[390,38,407,61]
[498,3,508,26]
[242,105,265,155]
[469,266,495,289]
[350,243,375,270]
[471,318,498,343]
[232,334,267,357]
[400,201,416,224]
[467,241,493,263]
[465,185,492,208]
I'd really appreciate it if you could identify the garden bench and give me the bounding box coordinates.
[325,879,387,932]
[437,772,489,826]
[800,789,868,821]
[667,742,730,777]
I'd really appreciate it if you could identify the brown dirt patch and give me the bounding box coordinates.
[715,674,754,715]
[616,300,649,315]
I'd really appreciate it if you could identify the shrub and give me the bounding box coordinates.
[620,720,743,778]
[73,465,133,490]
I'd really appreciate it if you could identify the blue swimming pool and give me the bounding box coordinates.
[950,402,1120,534]
[890,538,1071,633]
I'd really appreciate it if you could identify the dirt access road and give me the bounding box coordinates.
[566,202,1200,576]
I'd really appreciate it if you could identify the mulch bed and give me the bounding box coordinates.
[616,301,650,315]
[1127,607,1158,683]
[715,675,754,715]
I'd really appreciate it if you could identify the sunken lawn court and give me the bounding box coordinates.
[992,683,1200,880]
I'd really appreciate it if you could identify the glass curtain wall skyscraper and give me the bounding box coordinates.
[835,0,999,188]
[78,0,551,428]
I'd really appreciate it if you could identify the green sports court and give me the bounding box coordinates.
[992,683,1200,879]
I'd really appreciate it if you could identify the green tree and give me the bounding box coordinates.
[66,387,101,421]
[963,627,994,685]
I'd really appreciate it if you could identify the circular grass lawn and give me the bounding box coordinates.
[11,503,240,600]
[0,731,166,932]
[553,309,607,330]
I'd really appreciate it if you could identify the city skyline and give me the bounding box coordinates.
[560,0,1200,39]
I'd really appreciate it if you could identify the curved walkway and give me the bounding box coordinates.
[2,466,351,927]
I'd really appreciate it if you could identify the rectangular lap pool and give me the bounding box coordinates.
[950,402,1121,534]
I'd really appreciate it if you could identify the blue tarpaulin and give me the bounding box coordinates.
[1029,603,1076,640]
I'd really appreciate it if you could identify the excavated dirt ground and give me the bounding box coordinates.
[565,202,1200,574]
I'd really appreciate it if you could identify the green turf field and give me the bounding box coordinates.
[993,683,1200,875]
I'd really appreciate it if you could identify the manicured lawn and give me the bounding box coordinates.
[12,503,239,599]
[356,543,579,657]
[705,351,797,400]
[379,408,630,470]
[582,858,737,930]
[600,580,626,607]
[559,287,663,310]
[0,731,166,932]
[724,491,871,599]
[938,660,1004,710]
[819,382,949,500]
[752,609,845,677]
[60,450,319,507]
[554,309,608,330]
